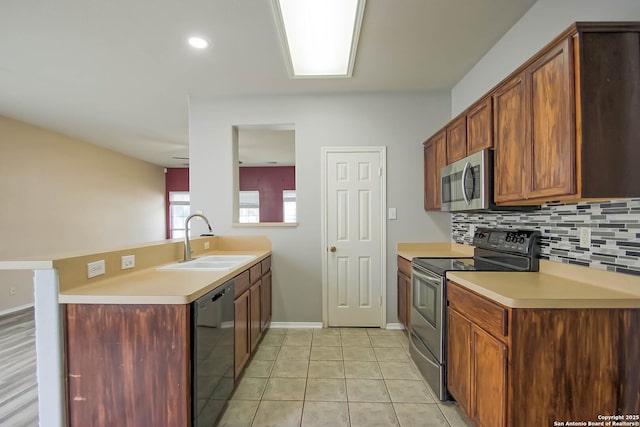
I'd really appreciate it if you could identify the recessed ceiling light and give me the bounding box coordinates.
[273,0,365,77]
[188,37,209,49]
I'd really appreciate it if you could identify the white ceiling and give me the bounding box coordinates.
[0,0,536,167]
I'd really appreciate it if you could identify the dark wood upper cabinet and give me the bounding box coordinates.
[446,115,467,163]
[495,37,575,203]
[527,37,575,199]
[423,130,447,211]
[424,22,640,206]
[493,74,528,203]
[466,97,493,155]
[495,23,640,205]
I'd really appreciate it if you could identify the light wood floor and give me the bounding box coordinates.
[0,307,39,427]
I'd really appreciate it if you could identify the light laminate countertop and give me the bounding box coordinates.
[448,270,640,309]
[398,241,640,309]
[59,249,271,305]
[397,242,473,260]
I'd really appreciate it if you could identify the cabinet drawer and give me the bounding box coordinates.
[261,256,271,273]
[234,270,251,298]
[250,263,262,284]
[447,281,508,339]
[397,256,412,276]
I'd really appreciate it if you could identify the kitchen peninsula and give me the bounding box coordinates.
[1,235,272,427]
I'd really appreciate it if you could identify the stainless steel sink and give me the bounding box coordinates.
[157,255,256,271]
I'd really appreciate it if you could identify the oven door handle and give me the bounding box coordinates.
[461,162,472,206]
[412,267,442,286]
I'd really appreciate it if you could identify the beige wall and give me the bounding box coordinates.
[0,115,166,312]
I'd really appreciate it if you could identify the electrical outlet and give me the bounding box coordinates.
[204,241,210,250]
[121,255,135,270]
[10,287,16,296]
[469,224,477,239]
[87,260,106,278]
[579,227,592,248]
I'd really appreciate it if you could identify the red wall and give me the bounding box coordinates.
[165,168,189,238]
[239,166,295,222]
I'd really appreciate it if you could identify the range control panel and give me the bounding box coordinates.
[473,227,540,254]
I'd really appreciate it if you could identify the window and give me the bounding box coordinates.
[283,190,297,223]
[239,191,260,223]
[169,192,190,238]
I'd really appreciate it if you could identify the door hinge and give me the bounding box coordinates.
[380,295,382,305]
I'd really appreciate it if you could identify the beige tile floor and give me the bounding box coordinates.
[219,327,472,427]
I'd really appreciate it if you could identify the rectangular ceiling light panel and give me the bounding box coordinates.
[273,0,365,77]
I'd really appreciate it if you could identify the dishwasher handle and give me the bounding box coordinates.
[211,287,228,302]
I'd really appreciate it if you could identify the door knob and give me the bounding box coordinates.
[330,246,337,252]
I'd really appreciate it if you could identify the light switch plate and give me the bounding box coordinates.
[388,208,397,220]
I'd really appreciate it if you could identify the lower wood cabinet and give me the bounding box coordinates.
[234,256,272,378]
[447,280,640,426]
[233,290,251,378]
[249,279,262,353]
[65,304,191,426]
[396,256,411,330]
[447,308,471,412]
[261,271,272,330]
[63,255,274,426]
[470,324,507,427]
[447,283,508,427]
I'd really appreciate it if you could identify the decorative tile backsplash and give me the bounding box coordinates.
[452,198,640,276]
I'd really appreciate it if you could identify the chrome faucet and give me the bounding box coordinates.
[183,213,213,262]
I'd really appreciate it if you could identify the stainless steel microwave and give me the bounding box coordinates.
[440,149,492,212]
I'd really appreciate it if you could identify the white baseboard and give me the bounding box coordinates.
[270,322,323,329]
[0,303,34,317]
[385,323,404,330]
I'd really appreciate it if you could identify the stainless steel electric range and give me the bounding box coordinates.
[409,228,540,400]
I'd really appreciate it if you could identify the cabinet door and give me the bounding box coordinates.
[471,325,507,427]
[493,74,528,203]
[424,130,447,210]
[446,116,467,163]
[527,37,575,199]
[261,271,272,331]
[467,97,493,154]
[447,308,472,413]
[234,291,251,378]
[397,271,407,329]
[250,280,262,352]
[66,304,191,426]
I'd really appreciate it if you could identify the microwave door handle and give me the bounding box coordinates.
[461,162,471,205]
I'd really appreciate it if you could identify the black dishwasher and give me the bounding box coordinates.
[191,279,234,426]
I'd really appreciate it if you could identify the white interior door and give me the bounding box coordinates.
[322,147,386,327]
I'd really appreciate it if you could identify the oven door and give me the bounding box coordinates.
[410,266,444,361]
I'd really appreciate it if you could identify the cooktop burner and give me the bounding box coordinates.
[412,257,517,276]
[412,227,541,276]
